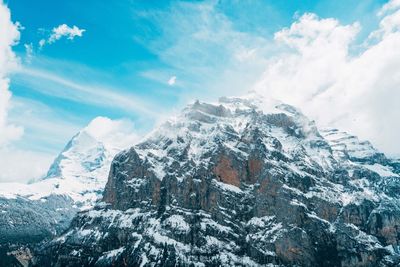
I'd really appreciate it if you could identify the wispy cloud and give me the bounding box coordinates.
[0,147,53,182]
[132,1,273,102]
[24,43,33,63]
[167,75,176,86]
[8,96,83,152]
[16,66,161,117]
[39,24,85,48]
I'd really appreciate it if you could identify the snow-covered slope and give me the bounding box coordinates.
[321,128,386,163]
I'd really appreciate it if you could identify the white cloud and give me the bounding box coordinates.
[168,75,177,86]
[255,13,360,106]
[370,8,400,39]
[0,1,23,146]
[39,39,46,47]
[17,66,161,117]
[24,43,33,63]
[8,97,83,152]
[379,0,400,16]
[49,24,85,42]
[0,148,53,182]
[85,116,140,150]
[0,1,50,182]
[39,24,85,47]
[254,10,400,157]
[235,48,257,62]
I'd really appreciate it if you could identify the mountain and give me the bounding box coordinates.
[0,117,138,264]
[32,95,400,267]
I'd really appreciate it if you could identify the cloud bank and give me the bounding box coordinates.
[0,1,23,145]
[0,1,52,182]
[254,3,400,157]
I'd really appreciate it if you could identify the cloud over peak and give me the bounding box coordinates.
[84,116,140,150]
[254,9,400,157]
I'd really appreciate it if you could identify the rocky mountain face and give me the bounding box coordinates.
[32,96,400,267]
[0,117,137,266]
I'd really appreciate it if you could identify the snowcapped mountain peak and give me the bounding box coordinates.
[44,130,107,179]
[127,95,335,186]
[45,116,139,180]
[0,116,139,209]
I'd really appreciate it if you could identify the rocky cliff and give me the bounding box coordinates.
[32,96,400,267]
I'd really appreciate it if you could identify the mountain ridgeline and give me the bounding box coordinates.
[29,96,400,267]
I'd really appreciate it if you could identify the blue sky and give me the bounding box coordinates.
[2,0,400,181]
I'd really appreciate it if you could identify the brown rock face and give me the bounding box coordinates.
[275,229,314,266]
[247,158,263,183]
[213,156,240,187]
[368,209,400,246]
[102,164,117,205]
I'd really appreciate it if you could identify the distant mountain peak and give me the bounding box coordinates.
[45,116,139,179]
[1,116,139,209]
